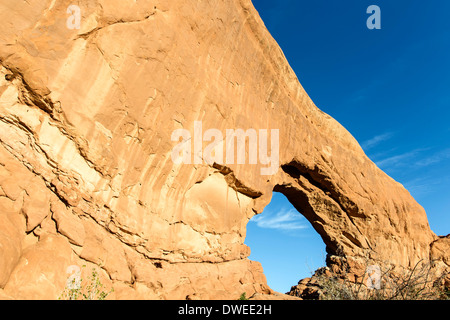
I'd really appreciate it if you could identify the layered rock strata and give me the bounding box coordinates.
[0,0,447,299]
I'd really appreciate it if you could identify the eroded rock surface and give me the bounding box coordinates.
[0,0,447,299]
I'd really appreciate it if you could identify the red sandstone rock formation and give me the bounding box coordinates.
[0,0,447,299]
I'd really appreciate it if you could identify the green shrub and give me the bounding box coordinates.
[58,266,114,300]
[238,292,248,300]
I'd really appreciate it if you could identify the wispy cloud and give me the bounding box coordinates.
[415,148,450,167]
[361,132,395,151]
[250,208,307,232]
[403,176,440,198]
[375,148,450,170]
[375,149,423,169]
[372,147,450,199]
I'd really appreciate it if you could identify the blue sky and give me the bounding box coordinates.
[245,0,450,293]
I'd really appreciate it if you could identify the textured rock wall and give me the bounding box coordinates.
[0,0,446,299]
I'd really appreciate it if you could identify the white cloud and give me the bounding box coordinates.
[415,148,450,167]
[403,177,438,197]
[250,208,307,232]
[361,132,394,151]
[375,148,450,170]
[375,149,422,169]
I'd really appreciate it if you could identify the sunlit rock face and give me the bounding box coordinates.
[0,0,445,299]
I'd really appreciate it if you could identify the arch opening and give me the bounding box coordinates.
[245,191,327,294]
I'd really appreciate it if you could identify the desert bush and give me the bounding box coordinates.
[315,259,449,300]
[238,292,248,300]
[58,266,114,300]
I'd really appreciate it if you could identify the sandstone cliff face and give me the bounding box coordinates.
[0,0,446,299]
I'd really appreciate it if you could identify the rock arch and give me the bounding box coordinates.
[0,0,447,299]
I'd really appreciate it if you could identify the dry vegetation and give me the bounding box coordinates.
[313,259,450,300]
